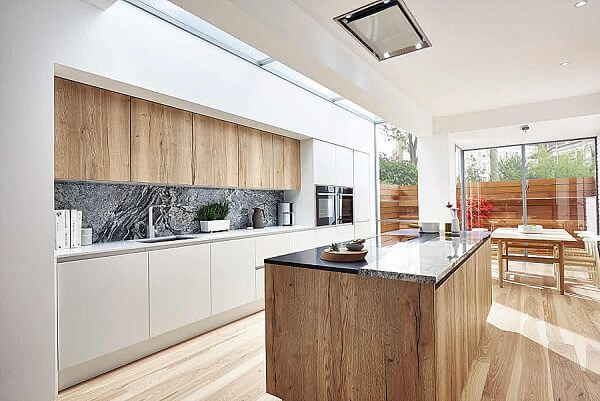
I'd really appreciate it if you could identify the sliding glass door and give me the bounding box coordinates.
[458,138,598,237]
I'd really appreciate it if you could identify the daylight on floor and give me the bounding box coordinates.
[2,1,600,400]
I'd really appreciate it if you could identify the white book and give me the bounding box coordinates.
[55,210,71,250]
[70,209,82,248]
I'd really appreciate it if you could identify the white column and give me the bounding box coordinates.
[417,130,457,226]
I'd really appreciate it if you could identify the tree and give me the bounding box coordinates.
[465,156,487,182]
[498,153,522,181]
[489,148,499,181]
[379,156,418,185]
[380,123,418,164]
[526,146,594,179]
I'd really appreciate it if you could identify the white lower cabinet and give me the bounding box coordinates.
[336,224,355,242]
[354,220,373,240]
[255,233,290,267]
[315,226,337,246]
[148,244,211,337]
[255,268,265,300]
[289,230,317,253]
[211,238,256,315]
[58,253,149,370]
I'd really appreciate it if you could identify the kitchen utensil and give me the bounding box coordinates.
[320,248,368,262]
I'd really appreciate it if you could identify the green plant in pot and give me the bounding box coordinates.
[196,200,231,233]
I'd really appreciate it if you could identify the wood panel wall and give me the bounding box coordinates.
[435,240,492,401]
[130,99,193,185]
[381,178,596,239]
[265,264,435,401]
[54,77,130,181]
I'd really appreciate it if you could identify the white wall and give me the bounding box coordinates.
[416,131,457,225]
[0,1,377,400]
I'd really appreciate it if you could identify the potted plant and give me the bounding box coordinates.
[196,200,231,233]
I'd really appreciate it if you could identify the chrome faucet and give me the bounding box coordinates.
[148,204,185,239]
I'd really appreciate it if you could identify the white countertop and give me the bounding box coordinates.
[55,225,317,262]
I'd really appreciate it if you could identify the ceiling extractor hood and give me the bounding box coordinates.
[334,0,431,61]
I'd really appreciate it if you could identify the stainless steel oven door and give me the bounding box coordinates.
[338,193,354,224]
[316,186,337,226]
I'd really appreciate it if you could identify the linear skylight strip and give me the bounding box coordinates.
[124,0,383,123]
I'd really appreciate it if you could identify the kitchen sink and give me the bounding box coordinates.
[137,235,196,244]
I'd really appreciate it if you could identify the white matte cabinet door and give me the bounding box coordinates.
[353,151,371,222]
[336,224,355,242]
[335,146,354,187]
[354,220,373,240]
[148,244,211,337]
[255,233,290,267]
[256,268,265,300]
[58,253,149,370]
[211,238,256,315]
[313,140,335,185]
[315,226,337,246]
[289,230,317,253]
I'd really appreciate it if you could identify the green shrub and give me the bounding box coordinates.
[196,200,230,221]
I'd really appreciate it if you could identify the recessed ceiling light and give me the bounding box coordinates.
[560,61,571,66]
[383,52,391,59]
[574,1,588,7]
[415,42,423,49]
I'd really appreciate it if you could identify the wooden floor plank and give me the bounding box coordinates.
[58,260,600,401]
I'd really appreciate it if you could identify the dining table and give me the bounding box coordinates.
[491,227,578,294]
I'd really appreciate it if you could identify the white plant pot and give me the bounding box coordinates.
[199,219,230,233]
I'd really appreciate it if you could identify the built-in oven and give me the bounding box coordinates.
[337,187,354,225]
[316,185,354,226]
[316,185,337,226]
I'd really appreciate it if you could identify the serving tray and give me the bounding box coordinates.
[320,248,368,262]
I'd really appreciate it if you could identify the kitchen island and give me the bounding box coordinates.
[264,231,491,401]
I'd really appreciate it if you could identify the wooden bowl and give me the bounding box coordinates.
[320,248,368,262]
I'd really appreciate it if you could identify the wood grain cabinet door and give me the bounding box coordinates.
[192,114,238,187]
[273,135,301,190]
[54,77,130,181]
[131,98,192,185]
[238,126,273,189]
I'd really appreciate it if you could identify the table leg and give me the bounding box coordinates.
[558,243,565,295]
[497,240,504,288]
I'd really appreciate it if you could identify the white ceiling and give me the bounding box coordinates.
[452,113,600,150]
[292,0,600,117]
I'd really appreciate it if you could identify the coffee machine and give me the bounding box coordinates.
[277,202,294,226]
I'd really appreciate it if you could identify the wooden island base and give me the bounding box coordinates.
[265,238,491,401]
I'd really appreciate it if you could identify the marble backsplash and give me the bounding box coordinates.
[54,181,283,243]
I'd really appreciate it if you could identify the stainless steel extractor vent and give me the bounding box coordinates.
[334,0,430,61]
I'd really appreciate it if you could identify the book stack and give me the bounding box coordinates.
[55,209,83,250]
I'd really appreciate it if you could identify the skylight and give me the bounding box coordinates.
[125,0,383,123]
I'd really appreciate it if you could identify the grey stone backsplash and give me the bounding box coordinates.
[54,181,283,243]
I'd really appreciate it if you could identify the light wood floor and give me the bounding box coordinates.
[58,261,600,401]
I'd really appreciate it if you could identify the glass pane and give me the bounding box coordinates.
[376,123,419,246]
[525,139,597,241]
[335,98,381,122]
[135,0,270,63]
[462,146,523,231]
[262,61,341,101]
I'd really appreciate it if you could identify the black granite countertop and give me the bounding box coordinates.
[264,231,491,287]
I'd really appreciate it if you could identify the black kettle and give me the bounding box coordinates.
[252,207,266,229]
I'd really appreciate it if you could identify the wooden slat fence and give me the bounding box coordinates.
[380,177,596,238]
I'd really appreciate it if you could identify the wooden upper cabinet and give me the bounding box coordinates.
[192,114,238,187]
[283,136,301,190]
[131,99,193,185]
[273,135,301,190]
[54,77,130,181]
[238,126,273,189]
